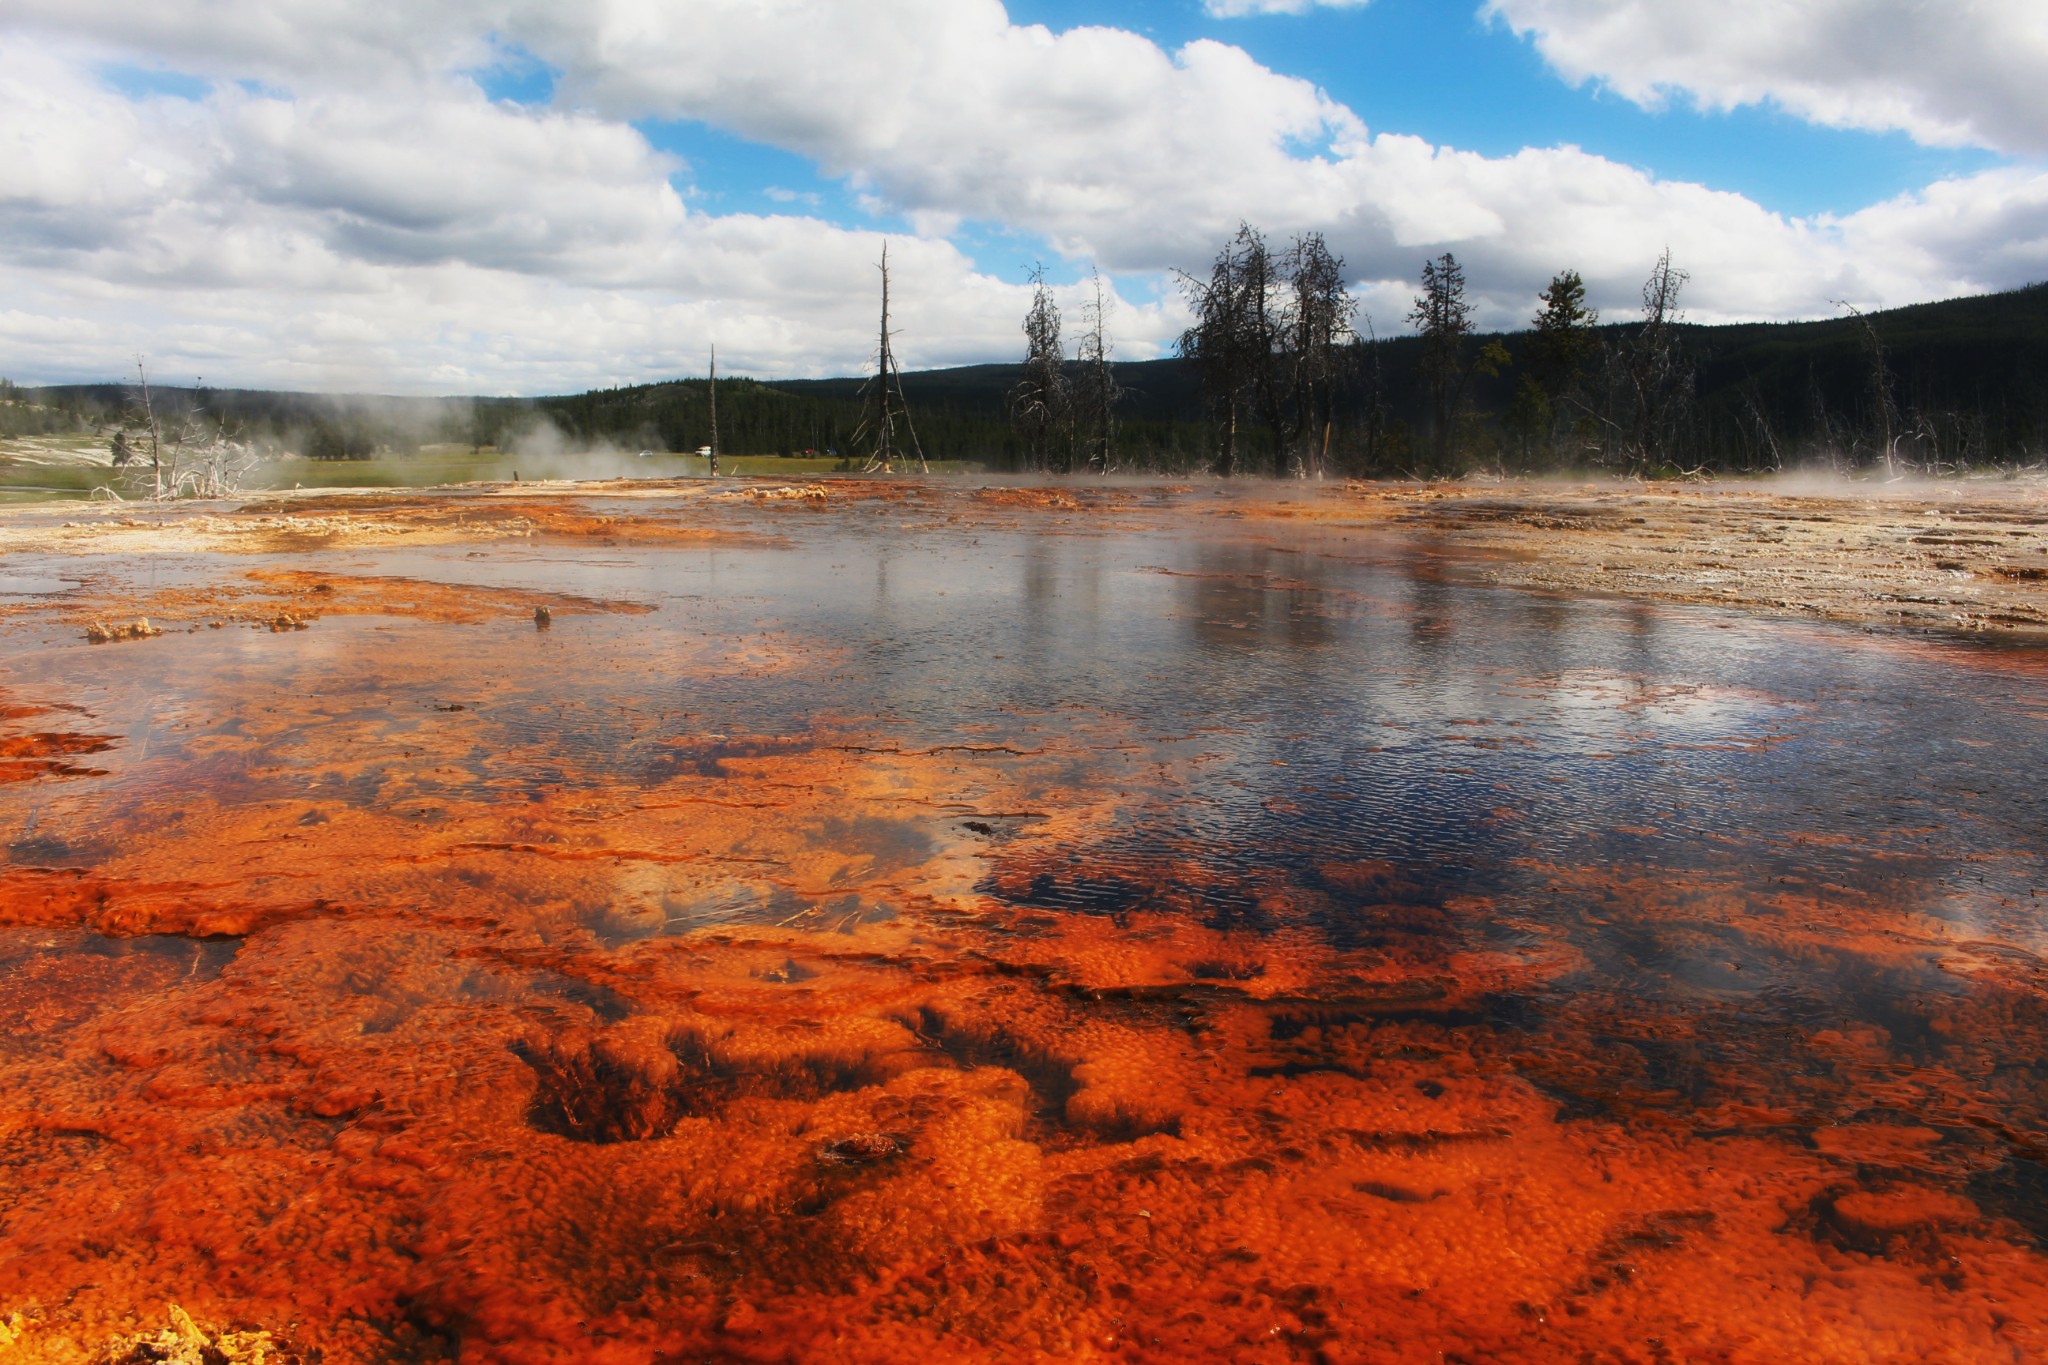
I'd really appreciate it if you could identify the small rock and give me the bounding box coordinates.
[85,618,162,645]
[95,1303,301,1364]
[534,606,553,628]
[816,1132,900,1166]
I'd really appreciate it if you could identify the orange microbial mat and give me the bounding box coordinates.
[1,481,2045,1362]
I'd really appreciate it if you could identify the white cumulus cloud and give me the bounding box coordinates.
[1,1,2045,392]
[1486,0,2048,154]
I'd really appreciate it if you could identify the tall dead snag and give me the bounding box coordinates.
[1239,229,1285,473]
[1612,249,1693,473]
[1073,267,1122,474]
[707,344,720,473]
[1353,314,1392,473]
[1011,263,1070,472]
[855,243,928,474]
[1280,233,1356,478]
[126,357,165,500]
[1178,224,1275,478]
[1841,301,1901,477]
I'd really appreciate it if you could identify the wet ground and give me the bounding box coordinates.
[2,478,2047,1363]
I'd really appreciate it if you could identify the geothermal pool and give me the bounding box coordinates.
[1,481,2045,1362]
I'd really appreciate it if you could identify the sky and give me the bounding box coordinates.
[2,0,2045,394]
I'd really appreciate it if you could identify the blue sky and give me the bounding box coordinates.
[8,0,2047,390]
[1150,0,2003,216]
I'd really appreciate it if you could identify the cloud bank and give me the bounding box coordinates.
[1,1,2044,392]
[1487,0,2048,155]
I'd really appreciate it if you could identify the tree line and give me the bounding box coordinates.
[1157,228,1704,477]
[999,230,1364,478]
[15,271,2048,477]
[1172,226,1355,478]
[1148,228,2048,477]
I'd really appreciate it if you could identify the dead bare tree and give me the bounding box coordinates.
[99,359,259,501]
[1178,224,1275,478]
[1351,314,1391,474]
[124,357,167,499]
[1602,250,1694,474]
[1281,233,1356,478]
[179,411,260,498]
[1011,263,1070,472]
[854,243,928,474]
[1238,228,1286,473]
[1734,376,1785,473]
[1073,267,1122,474]
[1838,301,1901,477]
[105,358,185,500]
[708,344,720,475]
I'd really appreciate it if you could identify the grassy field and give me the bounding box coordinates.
[0,446,986,503]
[0,463,107,501]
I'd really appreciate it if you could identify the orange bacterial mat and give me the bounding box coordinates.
[1,482,2045,1363]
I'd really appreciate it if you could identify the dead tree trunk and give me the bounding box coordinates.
[1010,263,1070,472]
[135,358,163,500]
[1620,250,1691,474]
[1074,268,1122,475]
[856,244,928,474]
[1841,302,1900,477]
[1283,233,1356,479]
[1177,225,1272,479]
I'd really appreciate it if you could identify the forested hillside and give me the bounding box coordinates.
[16,282,2048,476]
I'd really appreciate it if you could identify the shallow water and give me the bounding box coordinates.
[2,483,2046,1362]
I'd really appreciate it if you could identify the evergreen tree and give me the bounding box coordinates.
[1515,269,1598,461]
[1409,253,1473,470]
[1528,270,1598,394]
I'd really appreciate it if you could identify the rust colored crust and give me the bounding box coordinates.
[0,731,115,784]
[0,480,2045,1362]
[15,570,652,635]
[2,718,2045,1362]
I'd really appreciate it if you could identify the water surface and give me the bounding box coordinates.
[2,483,2044,1361]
